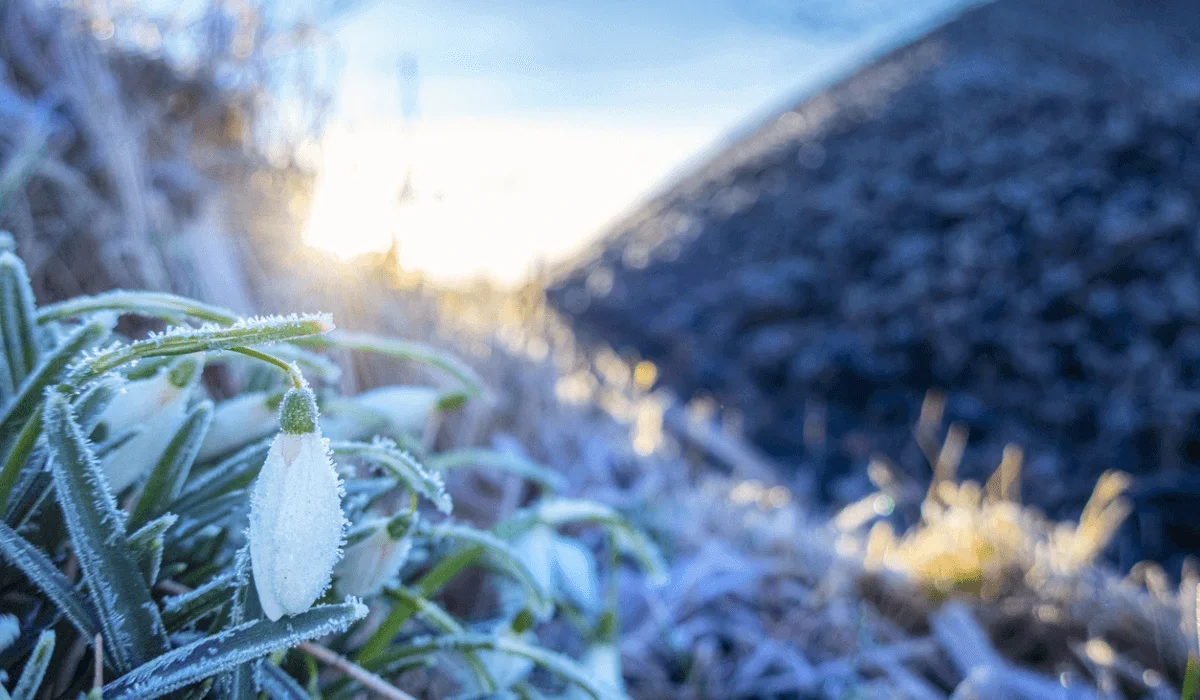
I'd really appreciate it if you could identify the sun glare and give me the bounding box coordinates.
[301,120,710,284]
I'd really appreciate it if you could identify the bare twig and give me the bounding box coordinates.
[297,641,418,700]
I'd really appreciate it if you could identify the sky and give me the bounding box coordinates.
[301,0,979,284]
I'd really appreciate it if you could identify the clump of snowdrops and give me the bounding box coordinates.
[0,236,663,699]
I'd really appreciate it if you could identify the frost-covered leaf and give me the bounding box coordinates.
[8,629,52,700]
[73,375,123,435]
[253,661,309,700]
[304,330,483,397]
[171,490,247,541]
[0,252,40,391]
[42,393,170,673]
[102,599,367,700]
[36,290,238,326]
[130,400,213,529]
[127,513,177,586]
[0,521,98,638]
[196,392,278,463]
[370,632,623,700]
[175,439,271,512]
[330,439,450,514]
[65,313,334,390]
[161,570,237,632]
[428,522,551,617]
[427,448,567,493]
[0,313,114,447]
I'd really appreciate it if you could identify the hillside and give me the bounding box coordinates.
[548,0,1200,569]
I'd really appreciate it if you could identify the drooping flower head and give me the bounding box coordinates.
[335,511,416,599]
[99,355,203,493]
[197,390,280,463]
[355,385,439,439]
[249,387,346,621]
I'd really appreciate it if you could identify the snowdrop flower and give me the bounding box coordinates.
[249,387,346,621]
[568,644,624,699]
[196,391,280,462]
[355,385,439,438]
[335,512,415,598]
[479,622,536,689]
[512,525,600,613]
[99,356,202,493]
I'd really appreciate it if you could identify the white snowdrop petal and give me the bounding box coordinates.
[512,525,556,602]
[250,430,346,621]
[551,536,600,611]
[582,644,625,693]
[197,392,278,463]
[356,386,438,437]
[478,627,536,689]
[98,372,179,434]
[100,397,188,493]
[336,525,412,598]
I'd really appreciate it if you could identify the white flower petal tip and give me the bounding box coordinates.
[250,389,346,621]
[197,392,278,462]
[335,519,414,599]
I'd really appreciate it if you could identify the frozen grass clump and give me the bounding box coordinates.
[0,242,661,698]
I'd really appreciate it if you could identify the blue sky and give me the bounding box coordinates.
[301,0,977,282]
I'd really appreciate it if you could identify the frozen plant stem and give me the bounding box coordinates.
[230,346,305,389]
[298,641,418,700]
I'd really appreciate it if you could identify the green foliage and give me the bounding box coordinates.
[0,249,662,698]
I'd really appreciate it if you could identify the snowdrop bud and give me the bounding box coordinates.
[355,386,439,438]
[99,355,201,434]
[196,391,280,463]
[99,356,202,493]
[250,388,346,621]
[335,512,415,598]
[579,645,624,695]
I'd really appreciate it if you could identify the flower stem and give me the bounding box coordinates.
[230,346,305,389]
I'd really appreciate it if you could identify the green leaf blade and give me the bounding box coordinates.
[0,521,99,638]
[103,600,367,700]
[0,252,40,390]
[9,629,54,700]
[0,313,114,447]
[42,393,170,673]
[130,400,213,529]
[254,661,309,700]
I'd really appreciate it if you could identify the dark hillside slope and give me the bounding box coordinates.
[548,0,1200,568]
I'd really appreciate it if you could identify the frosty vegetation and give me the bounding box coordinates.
[0,236,659,698]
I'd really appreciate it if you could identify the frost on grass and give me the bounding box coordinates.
[149,312,335,342]
[42,393,170,672]
[102,599,367,700]
[331,437,451,514]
